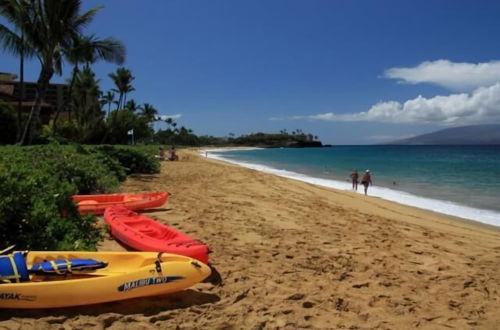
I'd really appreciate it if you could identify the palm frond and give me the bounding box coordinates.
[0,0,35,58]
[0,24,23,56]
[0,0,23,27]
[64,34,126,66]
[72,5,102,31]
[91,37,125,64]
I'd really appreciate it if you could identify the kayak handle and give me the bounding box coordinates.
[155,252,165,273]
[155,260,162,273]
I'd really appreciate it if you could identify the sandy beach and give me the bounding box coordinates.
[1,149,500,330]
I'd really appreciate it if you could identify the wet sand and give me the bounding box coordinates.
[2,149,500,329]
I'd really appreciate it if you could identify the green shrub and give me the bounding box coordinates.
[92,145,160,175]
[0,158,101,250]
[0,100,17,144]
[17,145,120,194]
[0,144,161,251]
[85,148,127,182]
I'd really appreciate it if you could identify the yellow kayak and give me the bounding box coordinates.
[0,251,211,309]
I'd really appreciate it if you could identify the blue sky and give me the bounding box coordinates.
[2,0,500,144]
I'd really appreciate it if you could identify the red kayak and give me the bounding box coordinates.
[104,206,209,264]
[73,192,169,215]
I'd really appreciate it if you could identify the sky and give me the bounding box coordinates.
[2,0,500,144]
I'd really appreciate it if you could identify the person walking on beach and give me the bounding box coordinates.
[360,170,372,195]
[350,169,359,191]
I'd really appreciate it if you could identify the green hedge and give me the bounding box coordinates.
[0,145,160,250]
[89,145,160,175]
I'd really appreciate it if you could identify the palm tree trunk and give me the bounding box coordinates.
[18,66,54,145]
[116,93,123,110]
[100,110,115,144]
[16,33,24,142]
[120,93,124,110]
[52,65,78,135]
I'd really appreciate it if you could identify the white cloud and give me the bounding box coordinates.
[156,114,182,121]
[279,59,500,126]
[289,83,500,126]
[384,60,500,91]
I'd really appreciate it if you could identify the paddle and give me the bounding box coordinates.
[0,245,16,255]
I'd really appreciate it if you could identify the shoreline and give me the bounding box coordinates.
[204,147,500,228]
[2,149,500,329]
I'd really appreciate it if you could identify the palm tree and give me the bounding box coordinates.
[139,103,158,126]
[0,0,35,142]
[71,65,104,142]
[101,91,115,117]
[164,117,174,130]
[0,0,122,145]
[124,99,138,113]
[52,34,125,133]
[108,67,135,110]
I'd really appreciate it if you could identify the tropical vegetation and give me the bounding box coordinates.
[0,1,323,148]
[0,144,159,250]
[0,0,126,145]
[196,131,322,148]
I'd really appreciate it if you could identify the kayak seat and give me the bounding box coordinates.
[126,221,174,239]
[141,228,161,236]
[153,230,179,241]
[123,196,144,202]
[78,200,98,205]
[30,259,108,275]
[0,252,29,283]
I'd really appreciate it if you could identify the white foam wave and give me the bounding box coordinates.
[203,150,500,227]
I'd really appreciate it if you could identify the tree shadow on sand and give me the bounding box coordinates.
[0,289,220,321]
[128,174,159,182]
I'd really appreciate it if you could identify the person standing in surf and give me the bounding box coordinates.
[350,169,359,191]
[361,170,372,195]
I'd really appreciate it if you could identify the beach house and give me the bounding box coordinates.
[0,72,68,124]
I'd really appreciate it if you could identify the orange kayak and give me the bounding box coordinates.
[73,192,169,215]
[104,206,210,264]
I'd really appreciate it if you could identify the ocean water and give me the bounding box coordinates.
[206,146,500,227]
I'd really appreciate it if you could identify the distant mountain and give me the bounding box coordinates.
[388,124,500,145]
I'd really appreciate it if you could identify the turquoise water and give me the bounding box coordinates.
[209,146,500,225]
